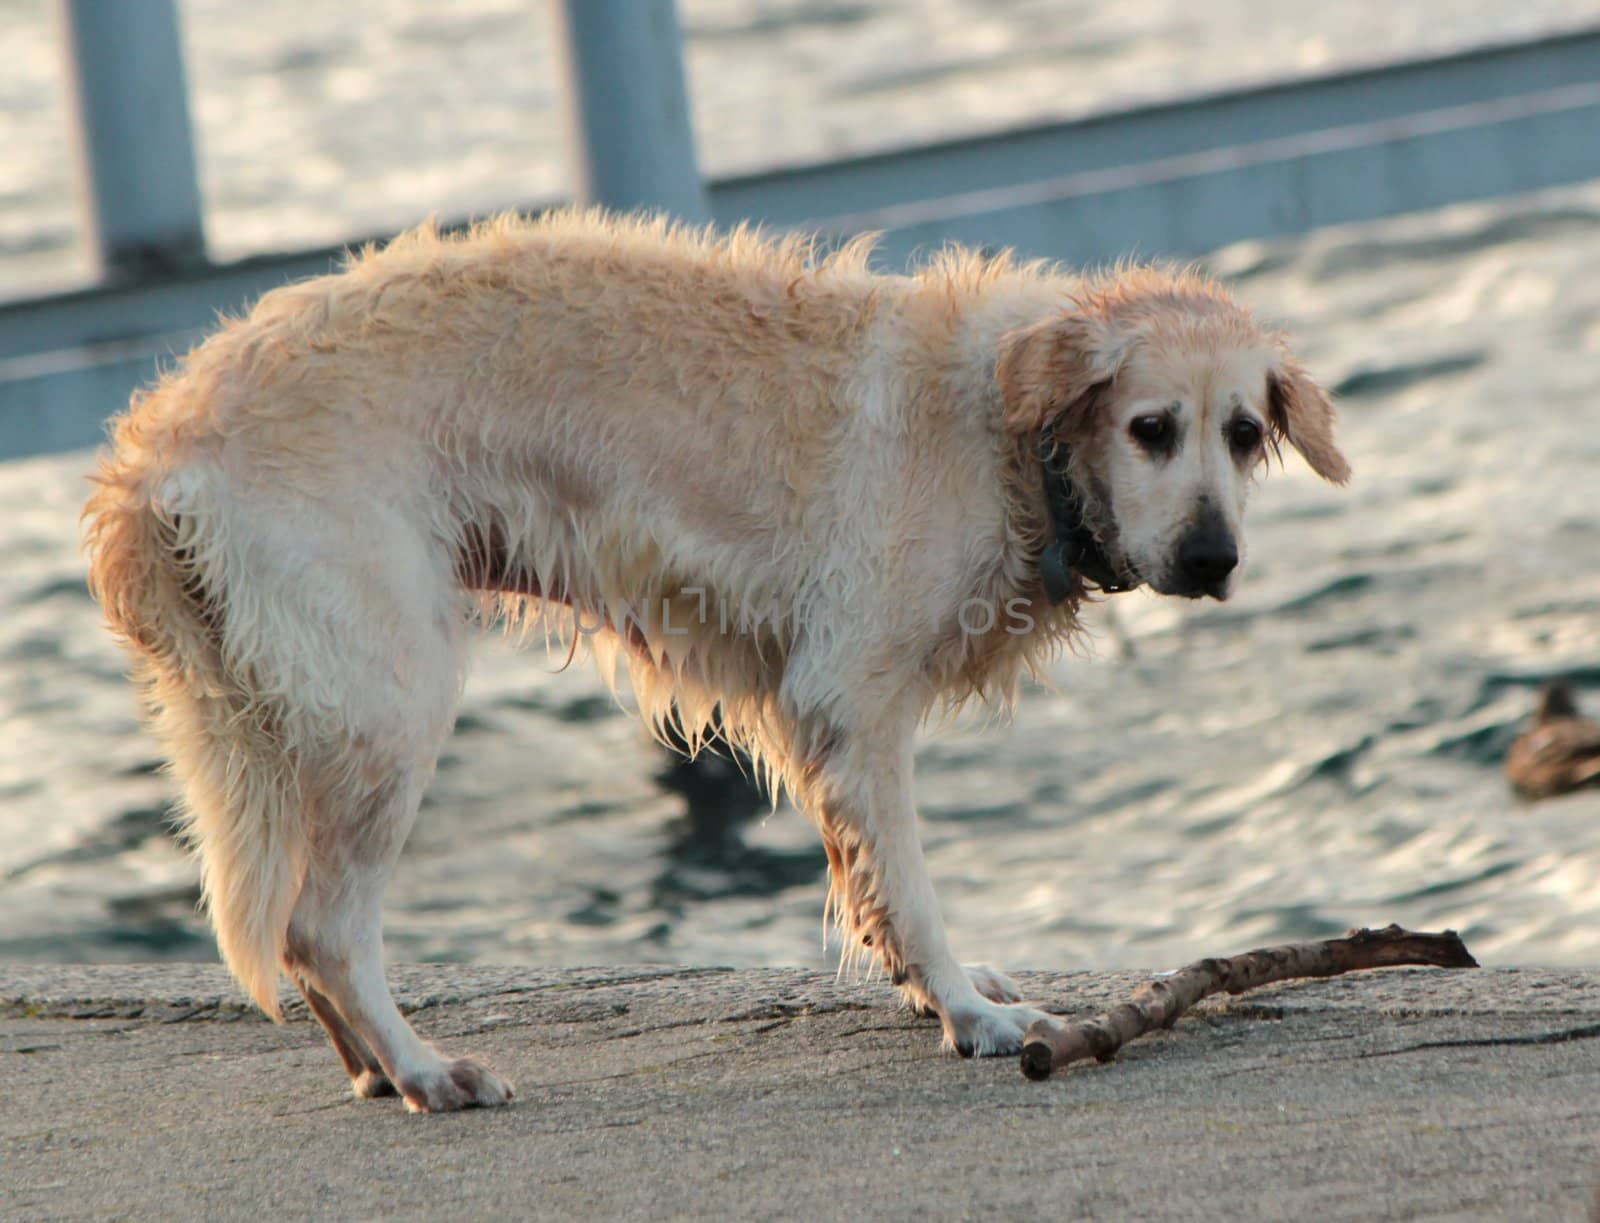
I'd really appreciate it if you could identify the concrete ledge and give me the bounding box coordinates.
[4,965,1598,1219]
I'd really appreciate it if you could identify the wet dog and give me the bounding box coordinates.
[84,210,1348,1110]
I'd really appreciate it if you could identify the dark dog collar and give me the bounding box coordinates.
[1037,438,1136,603]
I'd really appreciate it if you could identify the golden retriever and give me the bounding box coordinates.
[83,209,1348,1111]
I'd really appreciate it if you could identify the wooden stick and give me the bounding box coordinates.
[1019,924,1478,1081]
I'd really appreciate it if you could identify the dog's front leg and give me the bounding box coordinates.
[806,722,1053,1057]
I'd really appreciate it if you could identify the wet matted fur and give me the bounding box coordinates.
[83,209,1348,1111]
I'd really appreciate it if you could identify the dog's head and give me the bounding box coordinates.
[996,267,1349,600]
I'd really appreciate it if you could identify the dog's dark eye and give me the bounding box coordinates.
[1228,418,1263,455]
[1129,415,1173,449]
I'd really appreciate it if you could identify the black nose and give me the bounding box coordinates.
[1178,528,1238,589]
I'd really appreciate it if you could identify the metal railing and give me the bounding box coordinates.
[55,0,707,280]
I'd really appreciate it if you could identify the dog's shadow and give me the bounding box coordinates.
[650,723,826,915]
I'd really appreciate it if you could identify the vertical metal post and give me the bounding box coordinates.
[56,0,207,279]
[552,0,710,221]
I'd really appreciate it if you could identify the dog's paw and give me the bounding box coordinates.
[964,963,1024,1004]
[908,964,1025,1018]
[351,1068,398,1099]
[399,1057,515,1113]
[940,1000,1055,1058]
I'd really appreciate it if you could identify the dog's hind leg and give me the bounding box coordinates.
[289,975,395,1098]
[282,760,513,1113]
[161,638,501,1108]
[276,612,513,1111]
[207,502,510,1111]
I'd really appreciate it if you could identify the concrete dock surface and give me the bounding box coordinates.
[4,963,1598,1220]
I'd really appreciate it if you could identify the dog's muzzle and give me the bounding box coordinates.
[1172,508,1238,600]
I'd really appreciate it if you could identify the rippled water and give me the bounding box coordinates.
[5,0,1599,287]
[3,1,1599,973]
[4,184,1600,972]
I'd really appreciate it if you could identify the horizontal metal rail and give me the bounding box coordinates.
[712,23,1600,228]
[852,77,1600,267]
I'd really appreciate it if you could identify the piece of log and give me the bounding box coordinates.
[1019,924,1478,1081]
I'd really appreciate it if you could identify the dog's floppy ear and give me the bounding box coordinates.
[995,312,1125,438]
[1268,361,1351,484]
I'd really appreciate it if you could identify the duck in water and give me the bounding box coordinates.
[1506,678,1600,800]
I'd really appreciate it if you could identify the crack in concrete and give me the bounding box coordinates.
[567,998,879,1042]
[520,1117,648,1136]
[834,1022,928,1039]
[578,1016,715,1041]
[1361,1021,1600,1058]
[269,1096,362,1118]
[544,1045,735,1085]
[398,967,738,1014]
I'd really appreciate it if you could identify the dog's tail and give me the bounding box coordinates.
[84,388,305,1021]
